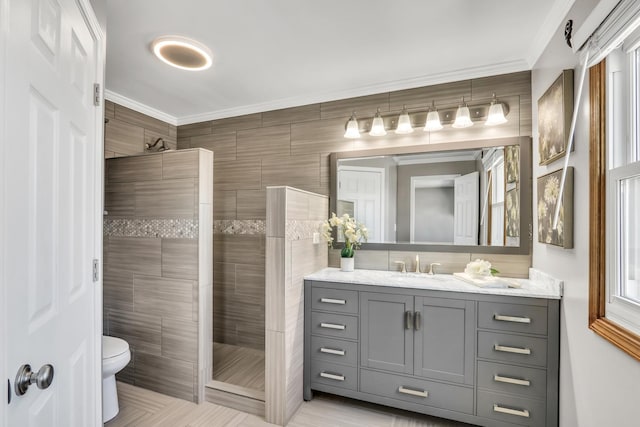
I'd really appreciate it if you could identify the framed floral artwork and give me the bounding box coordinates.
[506,188,520,237]
[505,145,520,184]
[537,167,573,248]
[537,70,574,165]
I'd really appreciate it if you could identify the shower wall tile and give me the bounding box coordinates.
[104,148,213,403]
[105,119,144,156]
[114,104,170,135]
[189,131,237,162]
[134,275,196,320]
[107,308,162,355]
[134,352,196,402]
[162,150,199,179]
[214,159,261,191]
[162,317,198,363]
[262,103,320,127]
[237,124,290,160]
[237,190,266,219]
[214,191,236,220]
[162,239,198,280]
[144,128,177,151]
[106,237,162,276]
[135,179,197,218]
[107,154,162,183]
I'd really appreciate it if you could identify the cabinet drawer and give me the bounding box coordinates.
[478,331,548,367]
[360,369,473,415]
[312,287,358,314]
[310,360,357,391]
[310,336,358,366]
[478,302,548,335]
[477,390,546,427]
[311,312,358,340]
[477,361,547,399]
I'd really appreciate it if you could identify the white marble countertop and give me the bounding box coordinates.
[305,268,562,299]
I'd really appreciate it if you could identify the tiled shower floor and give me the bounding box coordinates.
[213,342,265,392]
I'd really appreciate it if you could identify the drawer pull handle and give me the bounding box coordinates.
[320,347,345,356]
[493,404,530,418]
[320,322,345,330]
[320,372,344,381]
[398,386,428,398]
[494,344,531,355]
[494,374,531,387]
[404,311,413,330]
[320,298,346,305]
[494,314,531,324]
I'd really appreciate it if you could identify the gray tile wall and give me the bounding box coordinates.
[177,71,533,349]
[103,149,213,403]
[104,100,177,158]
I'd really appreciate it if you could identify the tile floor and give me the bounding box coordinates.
[213,342,265,392]
[106,381,473,426]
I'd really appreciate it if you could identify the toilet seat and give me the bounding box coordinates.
[103,336,129,359]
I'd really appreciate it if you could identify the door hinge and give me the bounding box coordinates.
[93,83,101,106]
[93,259,99,282]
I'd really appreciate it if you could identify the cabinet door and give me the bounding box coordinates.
[414,297,475,384]
[360,292,414,374]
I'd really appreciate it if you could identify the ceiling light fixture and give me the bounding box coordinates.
[151,35,213,71]
[344,112,361,139]
[452,97,474,129]
[369,108,387,136]
[395,105,414,134]
[423,101,443,132]
[485,93,508,126]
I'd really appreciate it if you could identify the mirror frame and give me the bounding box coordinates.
[329,136,532,255]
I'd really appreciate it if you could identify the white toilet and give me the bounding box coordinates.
[102,335,131,423]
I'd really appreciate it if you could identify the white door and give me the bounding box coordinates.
[338,167,384,243]
[1,0,104,426]
[453,172,479,245]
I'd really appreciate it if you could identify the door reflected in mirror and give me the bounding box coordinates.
[336,145,521,247]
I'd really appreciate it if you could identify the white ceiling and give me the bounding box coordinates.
[104,0,574,125]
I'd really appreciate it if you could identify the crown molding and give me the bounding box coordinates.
[106,59,529,127]
[104,90,178,126]
[526,0,576,67]
[176,59,529,125]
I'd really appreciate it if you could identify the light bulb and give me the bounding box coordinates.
[344,114,360,138]
[485,101,508,126]
[452,104,473,128]
[369,109,387,136]
[395,107,413,134]
[424,110,443,132]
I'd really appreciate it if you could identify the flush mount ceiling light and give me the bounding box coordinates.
[151,35,213,71]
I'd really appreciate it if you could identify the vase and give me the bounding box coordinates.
[340,257,355,272]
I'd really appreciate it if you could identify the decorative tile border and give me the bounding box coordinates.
[286,220,324,241]
[214,220,265,235]
[104,218,198,239]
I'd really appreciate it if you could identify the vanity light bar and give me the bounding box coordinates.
[343,98,509,138]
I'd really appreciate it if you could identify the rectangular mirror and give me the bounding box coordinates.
[330,136,531,255]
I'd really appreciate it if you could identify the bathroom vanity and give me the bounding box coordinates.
[303,268,561,427]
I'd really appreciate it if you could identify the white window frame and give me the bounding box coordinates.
[605,28,640,337]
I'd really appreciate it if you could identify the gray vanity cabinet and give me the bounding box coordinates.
[414,297,475,385]
[304,279,560,427]
[360,293,414,374]
[360,293,474,384]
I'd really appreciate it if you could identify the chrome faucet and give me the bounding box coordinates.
[427,262,441,275]
[415,254,421,273]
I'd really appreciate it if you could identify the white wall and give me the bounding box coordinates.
[532,1,640,426]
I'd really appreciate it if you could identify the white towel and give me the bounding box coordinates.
[453,272,522,288]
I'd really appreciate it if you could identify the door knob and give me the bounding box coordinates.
[14,364,54,396]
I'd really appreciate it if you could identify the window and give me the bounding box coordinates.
[590,24,640,360]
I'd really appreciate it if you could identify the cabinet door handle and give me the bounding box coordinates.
[320,298,346,305]
[320,347,345,356]
[320,322,345,330]
[405,311,413,329]
[494,314,531,324]
[414,311,421,331]
[493,374,531,387]
[398,386,428,398]
[494,344,531,355]
[493,404,530,418]
[320,372,344,381]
